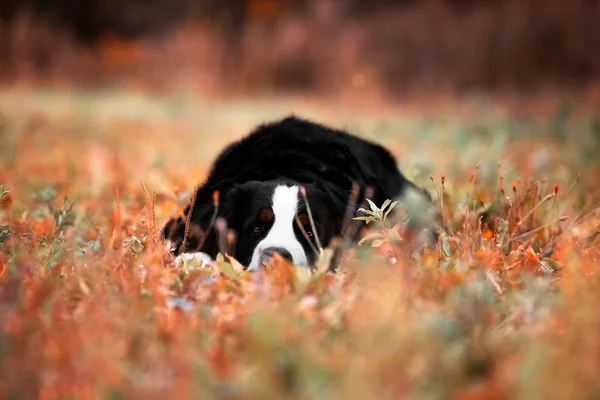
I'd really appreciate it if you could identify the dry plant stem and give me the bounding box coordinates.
[140,182,153,229]
[478,215,484,249]
[226,230,237,258]
[108,188,122,251]
[216,217,229,256]
[333,186,375,269]
[326,237,343,272]
[465,204,470,238]
[551,190,559,223]
[527,183,540,232]
[330,182,360,270]
[429,175,445,234]
[140,181,158,250]
[385,227,401,262]
[468,168,478,222]
[512,216,569,242]
[344,186,374,246]
[181,185,198,253]
[505,195,513,227]
[513,193,555,235]
[563,173,580,199]
[429,176,441,206]
[550,204,599,242]
[540,178,548,204]
[152,189,157,228]
[440,175,446,232]
[341,182,360,237]
[300,186,323,250]
[151,189,157,245]
[295,214,320,256]
[498,170,505,200]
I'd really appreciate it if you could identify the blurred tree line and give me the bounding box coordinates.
[0,0,504,42]
[1,0,598,94]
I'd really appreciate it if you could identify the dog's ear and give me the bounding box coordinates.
[161,186,212,255]
[218,183,248,223]
[161,215,206,255]
[162,183,248,257]
[162,215,185,254]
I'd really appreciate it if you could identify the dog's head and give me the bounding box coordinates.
[163,180,343,269]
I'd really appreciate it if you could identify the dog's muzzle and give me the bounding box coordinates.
[258,246,294,266]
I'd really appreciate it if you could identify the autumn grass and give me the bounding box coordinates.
[1,88,600,399]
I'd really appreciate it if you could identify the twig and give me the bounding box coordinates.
[140,181,158,249]
[341,182,360,238]
[512,216,568,242]
[512,193,555,235]
[338,186,374,262]
[181,185,199,252]
[300,186,323,250]
[295,214,320,256]
[216,217,229,256]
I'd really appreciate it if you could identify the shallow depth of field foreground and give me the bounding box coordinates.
[1,89,600,399]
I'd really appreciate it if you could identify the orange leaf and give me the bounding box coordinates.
[225,254,246,273]
[34,216,55,237]
[440,272,462,290]
[525,247,540,263]
[1,192,13,210]
[0,252,6,278]
[205,344,232,379]
[475,249,486,260]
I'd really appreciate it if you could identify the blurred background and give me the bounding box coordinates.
[4,4,600,400]
[1,0,599,99]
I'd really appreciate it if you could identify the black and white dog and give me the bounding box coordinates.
[162,116,433,270]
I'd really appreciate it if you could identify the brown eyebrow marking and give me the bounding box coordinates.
[259,209,274,223]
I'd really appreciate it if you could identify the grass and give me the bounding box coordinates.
[1,87,600,399]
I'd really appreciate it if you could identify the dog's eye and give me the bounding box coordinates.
[252,226,263,234]
[306,230,314,238]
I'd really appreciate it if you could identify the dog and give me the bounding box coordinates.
[162,116,434,270]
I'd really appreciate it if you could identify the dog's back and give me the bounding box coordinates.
[205,116,413,206]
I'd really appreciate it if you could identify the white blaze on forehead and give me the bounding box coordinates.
[247,185,309,270]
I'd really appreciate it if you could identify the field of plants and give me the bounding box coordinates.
[1,87,600,399]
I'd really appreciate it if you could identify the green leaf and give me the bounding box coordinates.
[54,198,76,233]
[357,207,375,216]
[366,199,379,213]
[36,187,57,202]
[381,199,391,213]
[442,235,451,257]
[218,260,238,279]
[0,225,11,244]
[371,239,386,248]
[587,231,600,246]
[123,236,144,257]
[386,228,402,242]
[384,201,399,221]
[353,216,374,222]
[541,258,560,272]
[358,232,385,246]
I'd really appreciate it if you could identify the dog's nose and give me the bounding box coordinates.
[260,246,293,265]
